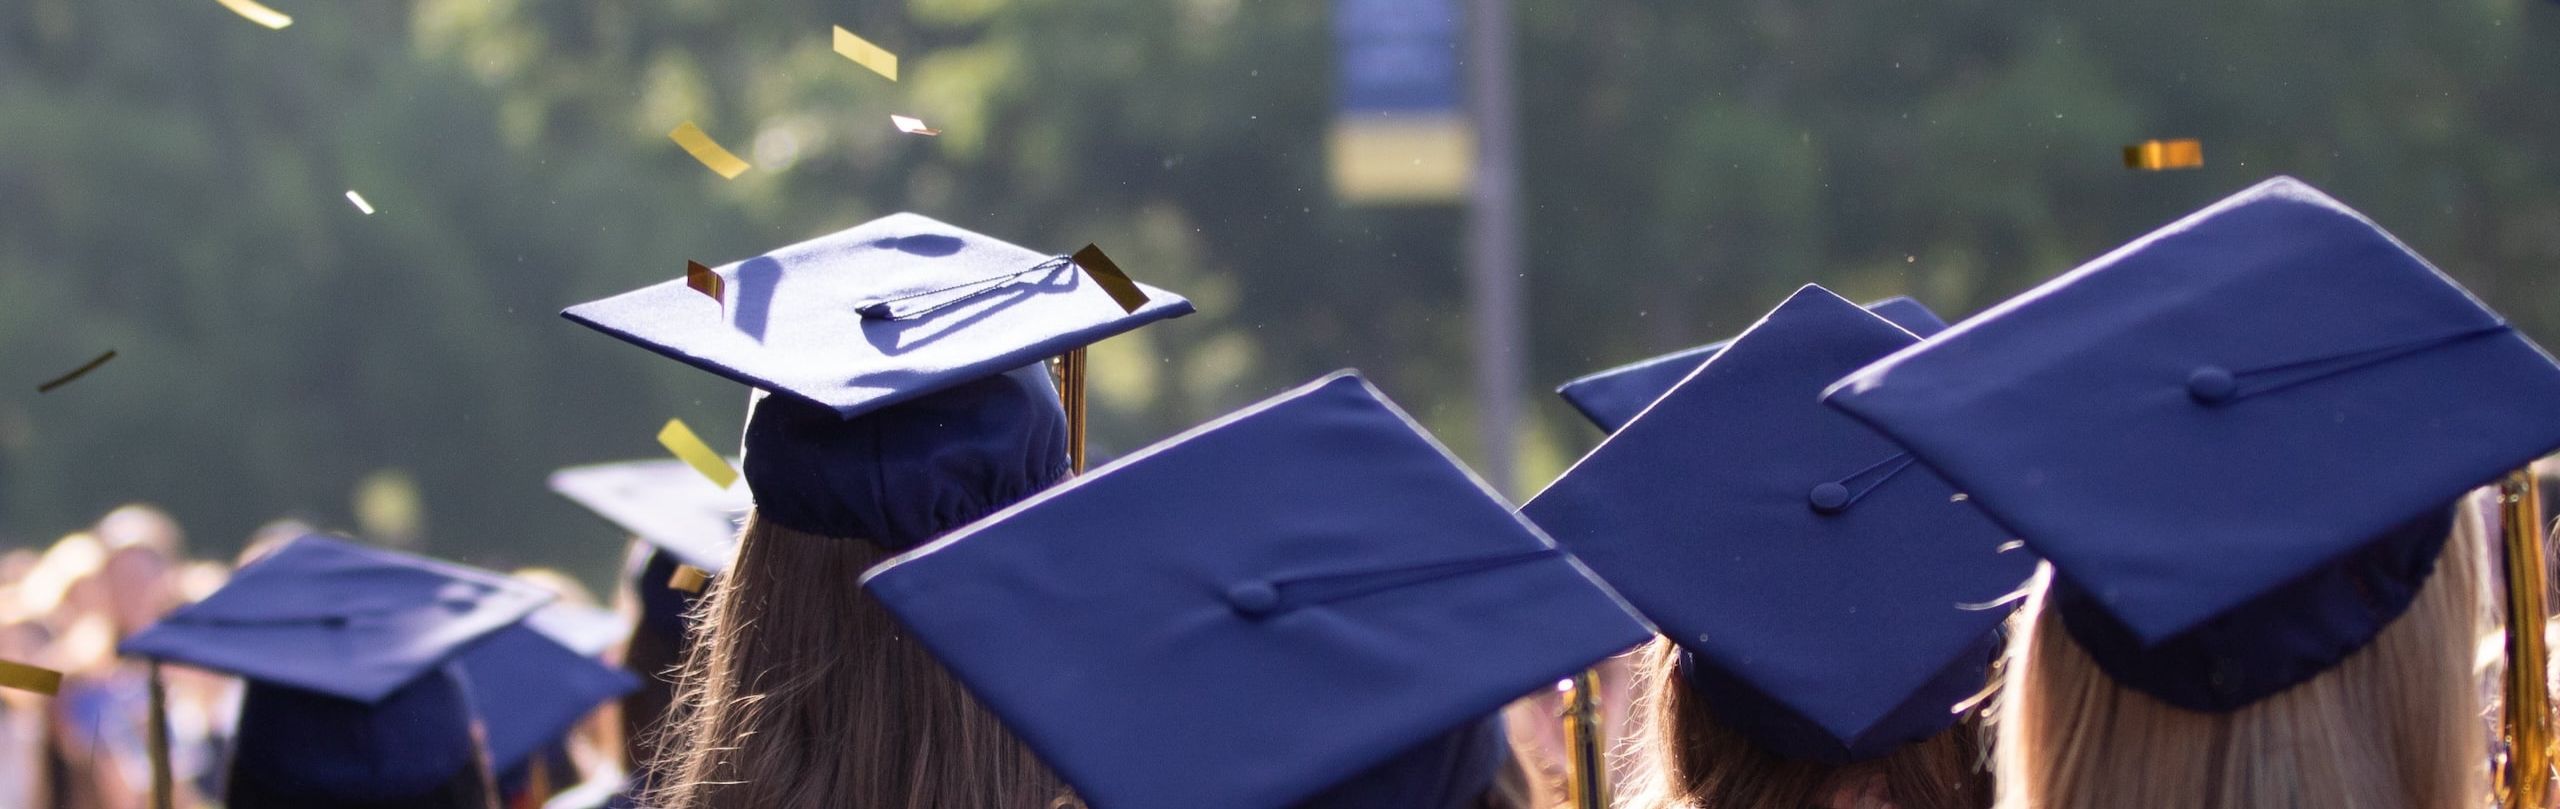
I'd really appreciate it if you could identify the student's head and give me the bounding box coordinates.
[1821,177,2560,809]
[563,212,1198,809]
[1996,501,2488,809]
[1622,639,1989,809]
[226,670,497,809]
[1526,288,2025,809]
[118,537,556,809]
[654,366,1072,808]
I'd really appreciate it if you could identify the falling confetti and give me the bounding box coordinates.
[213,0,292,29]
[668,565,710,593]
[657,418,739,489]
[669,121,752,179]
[686,260,725,304]
[0,660,62,696]
[345,190,374,215]
[833,26,899,81]
[2123,139,2204,171]
[1069,244,1151,314]
[890,115,942,137]
[36,350,116,393]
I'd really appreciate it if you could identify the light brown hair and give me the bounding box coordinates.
[1994,500,2490,809]
[1618,638,1990,809]
[650,515,1070,809]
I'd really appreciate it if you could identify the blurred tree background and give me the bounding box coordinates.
[3,0,2557,585]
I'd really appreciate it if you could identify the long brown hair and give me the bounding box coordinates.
[1994,499,2489,809]
[1619,638,1990,809]
[650,515,1069,809]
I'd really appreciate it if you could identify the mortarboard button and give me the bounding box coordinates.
[2187,366,2237,404]
[1226,581,1281,618]
[1808,482,1851,513]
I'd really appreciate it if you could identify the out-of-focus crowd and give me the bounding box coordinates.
[0,505,617,809]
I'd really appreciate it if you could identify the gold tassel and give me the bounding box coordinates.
[1560,669,1610,809]
[1061,348,1089,475]
[2500,467,2551,809]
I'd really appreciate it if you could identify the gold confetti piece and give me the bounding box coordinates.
[890,115,942,137]
[2123,139,2204,171]
[345,190,374,215]
[214,0,293,29]
[669,121,752,179]
[37,350,116,393]
[657,418,739,489]
[1070,244,1150,314]
[833,26,899,82]
[668,565,710,593]
[686,260,724,304]
[0,660,63,696]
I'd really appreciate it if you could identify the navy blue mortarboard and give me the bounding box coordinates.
[549,459,748,573]
[1825,177,2560,711]
[120,535,554,801]
[460,603,641,782]
[1293,714,1513,809]
[1525,286,2031,762]
[122,534,551,701]
[1558,297,1946,433]
[862,372,1650,809]
[564,213,1191,549]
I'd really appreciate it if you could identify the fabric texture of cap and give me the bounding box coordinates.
[861,372,1650,809]
[1525,286,2031,762]
[561,211,1194,422]
[1291,713,1511,809]
[120,534,553,702]
[548,459,749,573]
[227,664,482,803]
[740,362,1067,549]
[1824,176,2560,711]
[458,606,642,778]
[1557,297,1946,433]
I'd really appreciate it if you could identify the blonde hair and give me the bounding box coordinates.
[1618,637,1990,809]
[1995,498,2491,809]
[651,515,1070,809]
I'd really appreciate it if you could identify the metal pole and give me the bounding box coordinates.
[1466,0,1525,495]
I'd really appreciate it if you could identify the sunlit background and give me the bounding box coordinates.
[6,0,2560,589]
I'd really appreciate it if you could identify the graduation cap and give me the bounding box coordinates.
[562,212,1192,421]
[1557,297,1946,433]
[1825,177,2560,711]
[861,372,1651,809]
[120,534,554,801]
[1524,286,2031,762]
[564,213,1193,547]
[459,602,641,788]
[548,459,749,573]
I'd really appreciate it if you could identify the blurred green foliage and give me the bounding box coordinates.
[4,0,2559,586]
